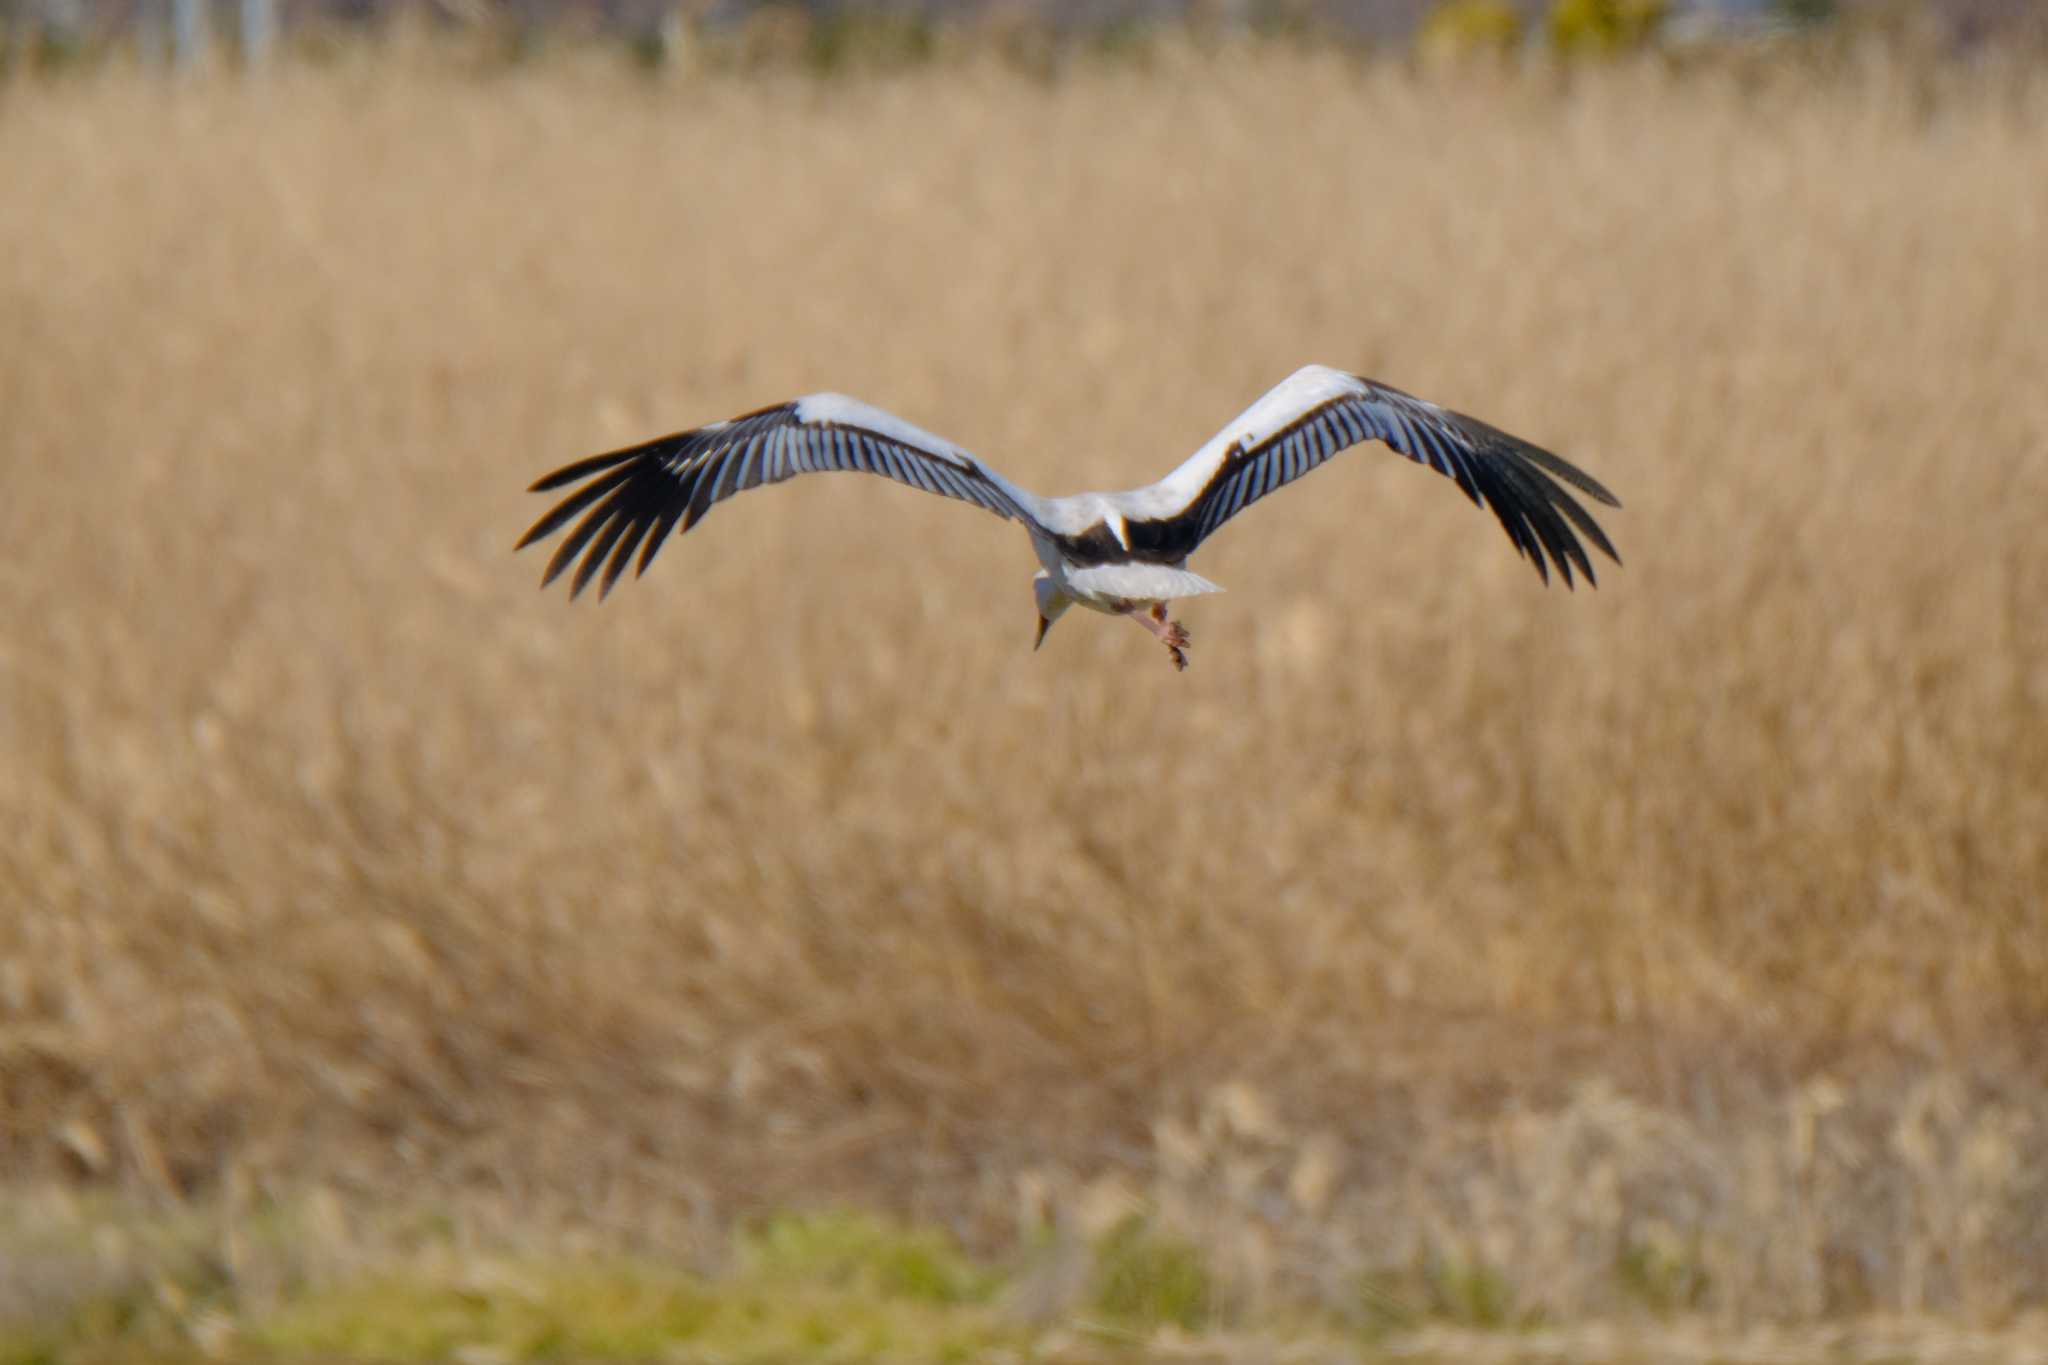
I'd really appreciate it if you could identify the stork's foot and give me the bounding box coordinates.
[1160,620,1190,670]
[1136,605,1192,669]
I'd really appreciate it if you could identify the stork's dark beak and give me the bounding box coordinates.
[1034,615,1051,650]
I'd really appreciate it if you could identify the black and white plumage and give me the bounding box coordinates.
[517,366,1621,670]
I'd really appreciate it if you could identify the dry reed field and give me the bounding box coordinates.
[3,46,2047,1339]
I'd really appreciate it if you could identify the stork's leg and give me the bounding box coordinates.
[1133,602,1192,671]
[1148,602,1192,650]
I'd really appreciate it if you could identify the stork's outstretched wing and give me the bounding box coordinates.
[1120,366,1621,586]
[517,394,1045,598]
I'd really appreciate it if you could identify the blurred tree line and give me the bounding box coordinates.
[0,0,2039,77]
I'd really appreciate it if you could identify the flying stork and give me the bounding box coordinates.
[517,365,1621,670]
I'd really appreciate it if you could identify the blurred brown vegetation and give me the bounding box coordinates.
[2,48,2045,1324]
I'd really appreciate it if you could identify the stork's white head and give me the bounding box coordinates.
[1032,571,1071,651]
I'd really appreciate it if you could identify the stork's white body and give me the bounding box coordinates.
[1025,505,1223,611]
[519,365,1621,671]
[1037,551,1225,616]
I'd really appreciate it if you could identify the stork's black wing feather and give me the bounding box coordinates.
[516,395,1036,598]
[1145,366,1621,587]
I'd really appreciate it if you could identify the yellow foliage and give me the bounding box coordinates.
[1417,0,1523,61]
[1549,0,1669,54]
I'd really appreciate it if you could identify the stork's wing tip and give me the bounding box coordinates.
[1576,476,1623,510]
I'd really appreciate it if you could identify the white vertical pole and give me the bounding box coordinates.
[170,0,202,67]
[239,0,272,66]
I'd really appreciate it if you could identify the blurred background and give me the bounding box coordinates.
[2,0,2046,70]
[2,0,2045,1358]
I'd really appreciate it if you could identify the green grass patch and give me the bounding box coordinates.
[251,1267,713,1360]
[738,1209,1000,1305]
[1087,1217,1213,1332]
[248,1268,1017,1363]
[0,1206,1019,1365]
[246,1214,1013,1363]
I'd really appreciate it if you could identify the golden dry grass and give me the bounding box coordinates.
[2,47,2046,1325]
